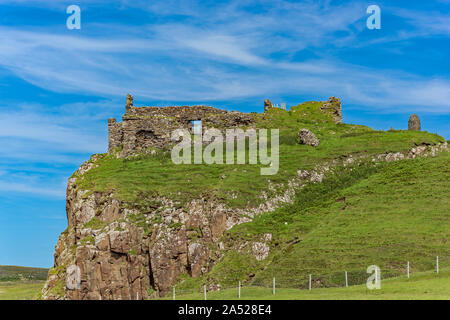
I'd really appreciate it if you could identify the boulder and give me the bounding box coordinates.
[298,128,320,147]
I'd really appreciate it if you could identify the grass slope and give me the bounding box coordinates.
[0,265,48,282]
[75,102,443,208]
[66,101,448,300]
[0,266,48,300]
[0,281,45,300]
[173,151,449,294]
[162,268,450,300]
[254,151,450,287]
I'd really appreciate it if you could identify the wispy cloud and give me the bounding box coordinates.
[0,180,65,198]
[389,6,450,37]
[0,100,109,199]
[0,1,448,114]
[0,102,107,154]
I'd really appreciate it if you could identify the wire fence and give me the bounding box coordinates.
[169,256,445,299]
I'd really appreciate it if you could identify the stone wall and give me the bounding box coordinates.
[320,96,342,124]
[108,96,255,155]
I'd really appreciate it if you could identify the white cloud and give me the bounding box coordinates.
[0,180,65,198]
[180,34,267,66]
[0,100,109,199]
[0,1,449,112]
[389,7,450,37]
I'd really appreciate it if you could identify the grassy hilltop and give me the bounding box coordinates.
[76,101,443,208]
[1,101,447,300]
[167,150,449,296]
[68,100,449,299]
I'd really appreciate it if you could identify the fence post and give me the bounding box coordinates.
[238,281,241,299]
[437,256,439,274]
[173,286,175,300]
[407,261,410,278]
[345,271,348,288]
[204,285,207,300]
[273,277,275,295]
[309,274,312,291]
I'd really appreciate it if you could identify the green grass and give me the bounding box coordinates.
[253,152,450,287]
[161,268,450,300]
[0,265,48,300]
[61,101,448,300]
[75,101,443,208]
[0,281,45,300]
[0,265,48,282]
[174,151,449,293]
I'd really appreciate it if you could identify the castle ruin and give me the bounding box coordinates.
[108,95,342,156]
[108,95,255,155]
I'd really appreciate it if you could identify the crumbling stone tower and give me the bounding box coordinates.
[320,96,342,124]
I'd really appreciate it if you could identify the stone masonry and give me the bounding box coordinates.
[320,96,342,124]
[108,94,255,155]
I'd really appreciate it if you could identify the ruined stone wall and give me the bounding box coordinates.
[108,102,255,155]
[107,118,123,151]
[320,96,342,124]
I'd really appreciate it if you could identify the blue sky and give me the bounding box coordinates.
[0,0,449,268]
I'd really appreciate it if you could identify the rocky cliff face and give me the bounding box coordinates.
[41,156,253,299]
[42,139,448,300]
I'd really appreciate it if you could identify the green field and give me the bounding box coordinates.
[0,265,48,282]
[173,151,450,295]
[0,281,45,300]
[2,270,448,300]
[162,268,450,300]
[0,266,48,300]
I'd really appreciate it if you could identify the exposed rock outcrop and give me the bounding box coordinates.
[298,129,320,147]
[252,242,270,261]
[42,172,251,299]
